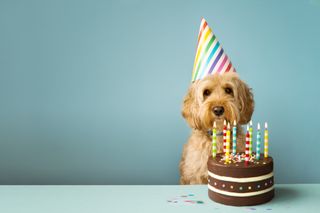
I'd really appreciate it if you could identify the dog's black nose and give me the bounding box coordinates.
[213,106,224,116]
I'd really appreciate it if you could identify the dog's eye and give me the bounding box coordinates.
[225,87,233,94]
[203,89,211,97]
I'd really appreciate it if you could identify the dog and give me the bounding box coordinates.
[180,72,254,184]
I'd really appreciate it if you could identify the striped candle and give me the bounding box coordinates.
[245,125,250,164]
[232,120,237,155]
[249,120,253,156]
[212,122,217,158]
[225,123,231,163]
[264,122,269,158]
[223,120,226,153]
[256,123,261,160]
[191,18,236,82]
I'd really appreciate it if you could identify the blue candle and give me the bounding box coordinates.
[232,120,237,155]
[256,123,261,160]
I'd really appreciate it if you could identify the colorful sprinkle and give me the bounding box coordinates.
[183,200,204,204]
[247,207,256,210]
[219,152,264,164]
[167,193,204,205]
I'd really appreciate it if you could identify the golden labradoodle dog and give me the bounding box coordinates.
[180,72,254,184]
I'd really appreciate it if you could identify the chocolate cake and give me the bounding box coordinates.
[207,153,274,206]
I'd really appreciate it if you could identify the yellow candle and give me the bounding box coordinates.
[212,122,217,158]
[264,122,269,158]
[225,123,231,163]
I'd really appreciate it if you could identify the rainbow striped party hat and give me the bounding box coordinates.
[191,18,236,82]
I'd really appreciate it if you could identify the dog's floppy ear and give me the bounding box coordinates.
[235,78,254,124]
[181,82,201,129]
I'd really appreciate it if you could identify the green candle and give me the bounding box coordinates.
[249,120,253,156]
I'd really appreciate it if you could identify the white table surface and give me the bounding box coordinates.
[0,184,318,213]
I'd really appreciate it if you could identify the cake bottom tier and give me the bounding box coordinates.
[208,188,274,206]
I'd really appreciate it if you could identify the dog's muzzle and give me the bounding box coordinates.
[212,106,224,116]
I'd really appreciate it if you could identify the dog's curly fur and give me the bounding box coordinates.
[180,72,254,184]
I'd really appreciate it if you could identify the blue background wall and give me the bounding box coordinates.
[0,0,319,184]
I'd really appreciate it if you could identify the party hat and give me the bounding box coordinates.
[191,18,236,82]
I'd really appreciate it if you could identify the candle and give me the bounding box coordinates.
[245,125,250,164]
[256,123,261,160]
[212,122,217,158]
[264,122,269,158]
[225,122,231,163]
[232,120,237,155]
[223,120,227,153]
[249,120,253,156]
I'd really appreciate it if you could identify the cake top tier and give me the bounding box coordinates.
[212,152,272,166]
[208,153,273,178]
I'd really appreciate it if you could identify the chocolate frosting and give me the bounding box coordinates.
[208,176,274,193]
[208,153,273,178]
[207,153,274,206]
[208,189,274,206]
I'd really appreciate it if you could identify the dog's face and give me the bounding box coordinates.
[182,72,254,130]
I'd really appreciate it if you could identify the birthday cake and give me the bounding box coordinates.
[207,153,274,206]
